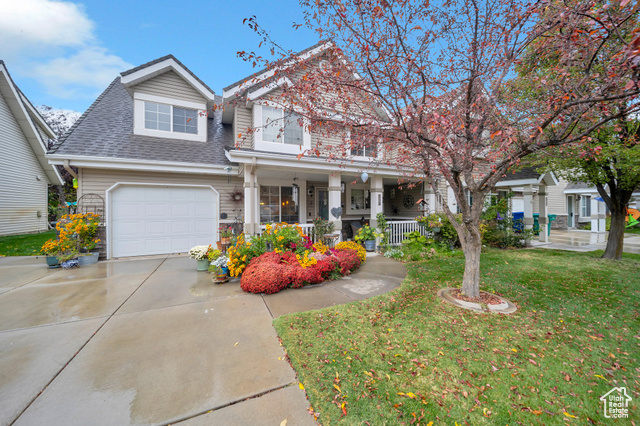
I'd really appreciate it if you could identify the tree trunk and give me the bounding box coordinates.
[460,224,483,298]
[602,209,626,260]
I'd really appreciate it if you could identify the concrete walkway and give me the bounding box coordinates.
[530,229,640,254]
[0,253,405,426]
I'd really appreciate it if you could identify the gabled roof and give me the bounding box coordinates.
[0,60,63,185]
[120,54,216,102]
[49,78,233,167]
[496,167,558,187]
[222,41,328,94]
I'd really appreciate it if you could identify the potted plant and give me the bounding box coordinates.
[219,225,233,245]
[78,236,101,266]
[41,238,62,267]
[58,250,79,269]
[189,245,212,271]
[209,255,230,283]
[354,225,381,251]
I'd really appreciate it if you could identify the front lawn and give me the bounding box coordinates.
[274,249,640,425]
[0,230,55,256]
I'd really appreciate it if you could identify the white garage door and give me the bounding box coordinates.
[110,185,218,258]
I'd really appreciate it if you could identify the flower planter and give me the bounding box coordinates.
[364,240,376,252]
[221,237,231,245]
[78,252,99,266]
[45,256,60,267]
[196,259,209,271]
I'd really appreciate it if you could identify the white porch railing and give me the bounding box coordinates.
[386,220,429,245]
[258,223,317,240]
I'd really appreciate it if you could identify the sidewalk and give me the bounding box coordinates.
[530,229,640,254]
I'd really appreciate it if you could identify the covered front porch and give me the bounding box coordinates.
[233,155,432,243]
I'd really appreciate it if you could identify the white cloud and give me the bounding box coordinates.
[0,0,93,52]
[32,47,132,98]
[0,0,131,102]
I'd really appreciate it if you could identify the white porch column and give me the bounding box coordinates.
[243,166,258,236]
[298,180,307,224]
[369,175,383,228]
[328,173,342,233]
[591,197,606,232]
[538,185,549,243]
[523,185,534,230]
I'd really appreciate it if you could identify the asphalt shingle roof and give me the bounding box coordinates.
[501,167,541,182]
[50,78,233,166]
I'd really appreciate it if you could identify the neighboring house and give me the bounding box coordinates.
[0,61,63,236]
[564,182,611,232]
[495,167,565,237]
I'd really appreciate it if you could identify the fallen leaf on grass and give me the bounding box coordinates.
[299,383,305,390]
[341,402,347,416]
[280,419,287,426]
[564,412,577,418]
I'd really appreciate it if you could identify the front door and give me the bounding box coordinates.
[567,195,574,227]
[318,188,329,220]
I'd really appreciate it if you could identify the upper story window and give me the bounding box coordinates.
[134,93,207,142]
[253,104,311,154]
[144,102,198,134]
[349,129,378,159]
[262,106,303,145]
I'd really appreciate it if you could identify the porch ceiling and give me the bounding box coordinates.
[255,167,408,185]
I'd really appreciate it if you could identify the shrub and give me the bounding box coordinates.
[240,261,289,294]
[334,249,361,274]
[336,241,366,263]
[415,213,460,246]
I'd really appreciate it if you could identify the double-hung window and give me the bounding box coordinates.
[144,101,198,135]
[262,106,303,145]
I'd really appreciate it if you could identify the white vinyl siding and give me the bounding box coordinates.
[234,106,253,149]
[133,70,206,103]
[0,92,50,235]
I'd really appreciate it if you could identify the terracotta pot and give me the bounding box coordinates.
[221,237,231,245]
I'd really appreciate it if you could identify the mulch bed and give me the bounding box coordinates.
[450,289,503,305]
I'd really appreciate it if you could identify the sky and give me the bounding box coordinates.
[0,0,319,112]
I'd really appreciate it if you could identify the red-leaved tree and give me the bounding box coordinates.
[237,0,640,297]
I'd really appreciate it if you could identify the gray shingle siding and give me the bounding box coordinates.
[51,79,233,166]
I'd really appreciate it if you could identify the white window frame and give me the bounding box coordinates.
[253,103,311,154]
[133,93,207,142]
[581,195,591,218]
[348,129,381,161]
[347,183,371,215]
[259,184,300,224]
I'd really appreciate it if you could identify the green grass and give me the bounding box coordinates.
[274,249,640,425]
[0,230,55,256]
[626,226,640,235]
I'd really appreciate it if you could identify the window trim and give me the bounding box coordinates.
[347,183,371,215]
[348,129,381,161]
[133,93,206,142]
[259,184,300,224]
[253,103,311,154]
[581,196,591,218]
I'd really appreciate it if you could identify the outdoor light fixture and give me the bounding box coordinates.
[292,183,299,206]
[361,172,369,183]
[308,185,315,197]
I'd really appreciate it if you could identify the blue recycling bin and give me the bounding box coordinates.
[512,212,524,232]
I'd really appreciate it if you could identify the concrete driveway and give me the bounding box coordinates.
[531,229,640,254]
[0,254,405,426]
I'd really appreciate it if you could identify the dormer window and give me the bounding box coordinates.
[144,102,198,134]
[133,93,207,142]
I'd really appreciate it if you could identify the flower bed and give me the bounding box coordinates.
[232,223,366,294]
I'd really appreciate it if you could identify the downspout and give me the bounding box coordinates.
[63,160,78,179]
